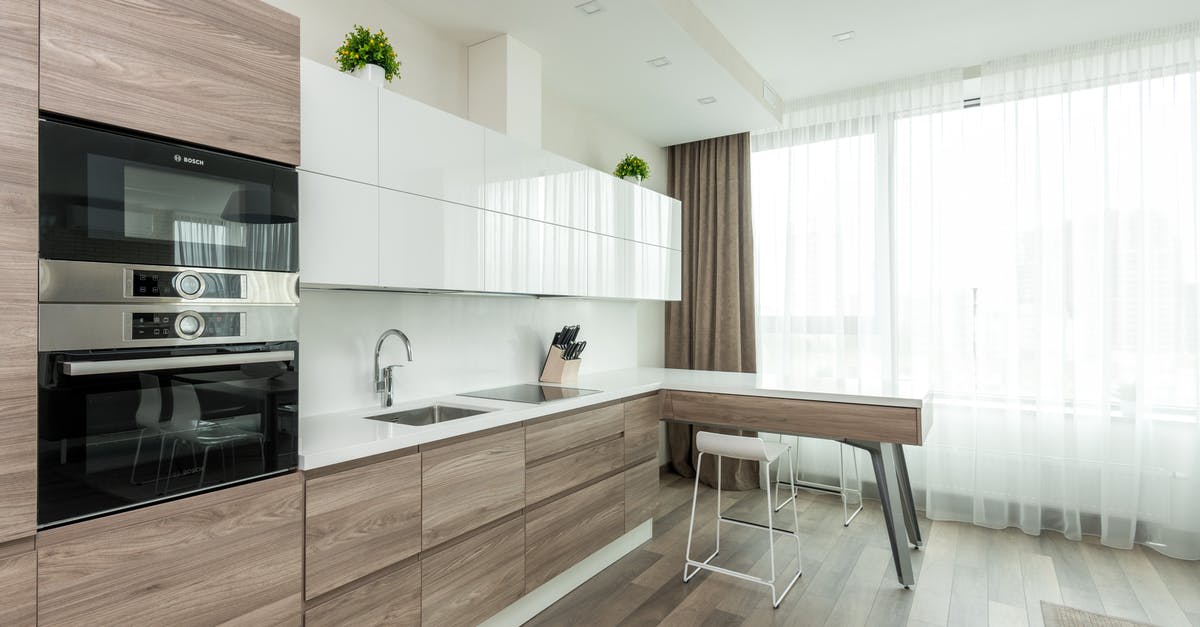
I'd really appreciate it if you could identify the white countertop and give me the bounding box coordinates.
[298,367,926,470]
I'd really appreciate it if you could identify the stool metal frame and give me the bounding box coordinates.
[683,439,804,609]
[774,440,864,527]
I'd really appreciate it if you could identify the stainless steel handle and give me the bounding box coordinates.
[62,350,295,376]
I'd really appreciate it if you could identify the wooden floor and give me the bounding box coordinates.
[528,472,1200,627]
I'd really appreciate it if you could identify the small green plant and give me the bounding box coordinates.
[336,25,401,82]
[613,154,650,181]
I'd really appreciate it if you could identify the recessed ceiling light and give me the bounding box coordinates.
[697,96,717,105]
[833,30,855,42]
[575,1,603,15]
[646,56,671,68]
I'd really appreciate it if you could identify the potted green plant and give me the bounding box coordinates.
[336,25,401,85]
[614,154,650,184]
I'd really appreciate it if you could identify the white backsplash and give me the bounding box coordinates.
[299,288,661,416]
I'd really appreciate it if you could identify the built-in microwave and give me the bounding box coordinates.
[38,117,298,273]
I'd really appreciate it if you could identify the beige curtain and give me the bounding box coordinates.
[665,132,759,490]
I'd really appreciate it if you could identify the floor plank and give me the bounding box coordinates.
[526,473,1197,627]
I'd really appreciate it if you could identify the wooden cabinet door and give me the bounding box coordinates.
[625,459,659,532]
[524,473,624,591]
[0,541,35,626]
[525,403,623,463]
[421,428,524,551]
[37,474,304,626]
[0,0,38,546]
[421,516,524,627]
[305,451,421,600]
[39,0,300,164]
[526,436,624,506]
[624,395,660,465]
[305,560,420,627]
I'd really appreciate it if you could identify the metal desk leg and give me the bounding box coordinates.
[891,443,923,548]
[852,440,916,587]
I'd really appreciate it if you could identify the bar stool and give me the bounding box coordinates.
[774,439,864,526]
[683,431,803,609]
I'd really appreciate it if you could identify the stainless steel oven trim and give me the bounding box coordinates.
[61,350,296,376]
[39,259,299,305]
[39,303,297,351]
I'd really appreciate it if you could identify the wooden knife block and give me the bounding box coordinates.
[539,346,581,384]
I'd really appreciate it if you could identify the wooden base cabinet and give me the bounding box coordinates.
[37,474,304,626]
[421,516,525,627]
[525,473,625,591]
[422,428,524,551]
[624,459,659,532]
[305,560,421,627]
[624,394,660,465]
[0,541,35,626]
[305,451,421,600]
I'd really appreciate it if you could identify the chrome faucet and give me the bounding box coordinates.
[374,329,414,408]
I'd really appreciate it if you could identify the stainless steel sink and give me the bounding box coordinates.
[364,404,489,426]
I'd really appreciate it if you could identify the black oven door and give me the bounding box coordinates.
[37,342,298,528]
[38,117,298,272]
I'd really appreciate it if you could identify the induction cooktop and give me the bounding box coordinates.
[458,384,601,404]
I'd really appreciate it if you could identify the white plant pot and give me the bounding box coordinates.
[352,63,386,86]
[622,175,643,185]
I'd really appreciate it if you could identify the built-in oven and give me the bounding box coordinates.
[37,297,299,528]
[39,116,298,273]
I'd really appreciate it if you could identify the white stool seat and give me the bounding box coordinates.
[684,431,803,609]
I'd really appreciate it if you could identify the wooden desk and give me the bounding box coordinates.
[661,388,927,587]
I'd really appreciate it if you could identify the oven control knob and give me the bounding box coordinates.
[175,312,205,340]
[174,271,205,299]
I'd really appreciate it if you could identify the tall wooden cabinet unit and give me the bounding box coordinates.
[0,0,39,548]
[39,0,301,164]
[37,474,305,626]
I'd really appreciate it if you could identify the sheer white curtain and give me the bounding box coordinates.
[752,23,1200,559]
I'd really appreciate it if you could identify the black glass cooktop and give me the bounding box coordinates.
[458,384,601,404]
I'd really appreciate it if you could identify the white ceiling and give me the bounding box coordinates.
[693,0,1200,101]
[393,0,1200,146]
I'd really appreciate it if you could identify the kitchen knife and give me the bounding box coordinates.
[573,341,586,359]
[552,331,562,347]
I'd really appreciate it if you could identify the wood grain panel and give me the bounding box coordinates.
[526,436,624,506]
[624,394,661,464]
[525,473,625,591]
[305,560,420,627]
[0,545,35,626]
[624,459,658,532]
[305,451,421,600]
[0,0,38,546]
[662,390,922,445]
[421,428,524,551]
[39,0,300,164]
[421,516,524,627]
[38,474,303,626]
[526,403,623,463]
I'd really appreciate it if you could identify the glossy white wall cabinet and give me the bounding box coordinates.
[484,212,587,296]
[379,90,485,207]
[379,189,486,291]
[300,60,378,185]
[300,171,380,287]
[484,130,589,229]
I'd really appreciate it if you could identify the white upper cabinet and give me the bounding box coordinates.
[379,90,485,207]
[484,130,589,229]
[300,60,378,185]
[484,212,587,296]
[379,189,485,292]
[299,171,379,287]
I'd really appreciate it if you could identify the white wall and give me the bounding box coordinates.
[263,0,469,116]
[300,289,665,416]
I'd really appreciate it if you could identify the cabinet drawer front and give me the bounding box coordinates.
[40,0,300,164]
[305,561,420,627]
[0,547,35,627]
[663,390,923,445]
[422,428,524,551]
[37,475,303,626]
[305,452,421,599]
[525,473,624,591]
[625,459,659,532]
[624,395,660,464]
[526,436,624,505]
[526,403,623,463]
[422,516,524,627]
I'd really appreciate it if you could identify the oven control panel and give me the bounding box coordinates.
[130,270,244,300]
[131,311,243,340]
